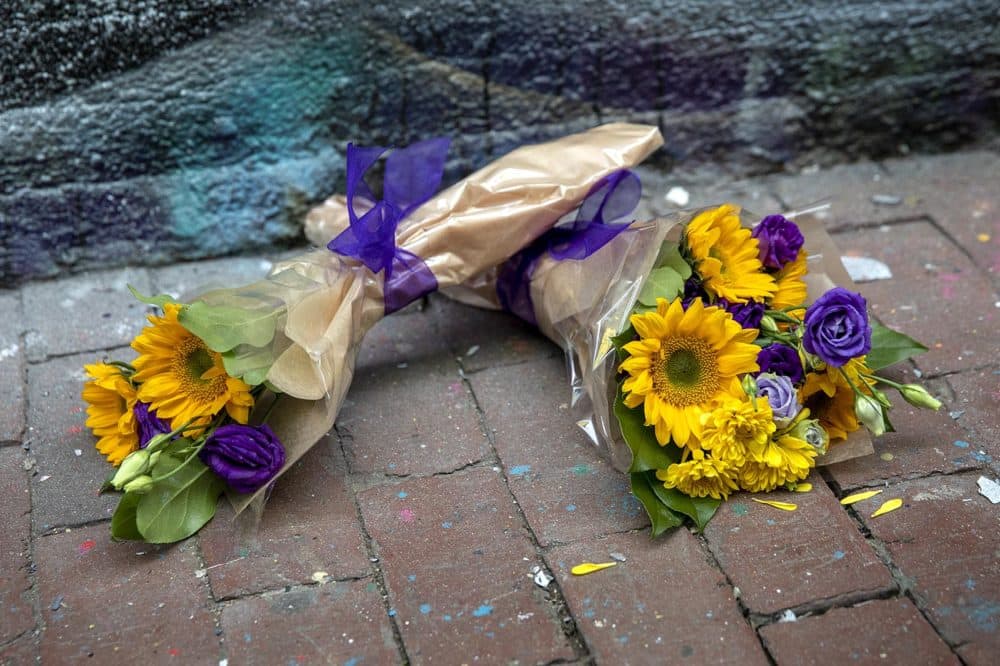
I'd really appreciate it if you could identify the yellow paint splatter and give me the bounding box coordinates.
[751,498,797,511]
[793,483,813,493]
[977,233,991,243]
[871,498,903,518]
[571,562,617,576]
[880,452,895,462]
[840,489,883,505]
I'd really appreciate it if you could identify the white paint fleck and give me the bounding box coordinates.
[664,186,690,206]
[977,476,1000,504]
[0,344,18,360]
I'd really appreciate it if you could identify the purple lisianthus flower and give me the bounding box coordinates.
[752,214,804,270]
[200,424,286,494]
[756,373,801,427]
[756,344,804,384]
[717,298,765,329]
[134,401,171,448]
[681,277,707,309]
[802,287,872,367]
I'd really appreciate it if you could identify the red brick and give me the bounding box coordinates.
[759,598,958,665]
[199,438,369,599]
[947,367,1000,471]
[833,221,999,376]
[546,530,768,664]
[858,472,1000,658]
[0,292,25,445]
[35,524,218,662]
[356,304,448,369]
[0,634,38,665]
[703,477,894,615]
[0,448,33,644]
[358,468,576,664]
[468,355,648,547]
[220,580,400,665]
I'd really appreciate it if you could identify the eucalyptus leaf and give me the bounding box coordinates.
[110,492,143,541]
[128,285,176,309]
[637,266,685,307]
[866,321,928,370]
[654,242,693,279]
[179,301,278,353]
[630,472,683,537]
[648,475,720,532]
[136,456,224,544]
[614,387,680,473]
[221,344,275,386]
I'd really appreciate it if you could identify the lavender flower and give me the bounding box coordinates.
[752,214,804,270]
[756,344,804,384]
[756,373,802,427]
[200,424,286,494]
[134,401,171,448]
[802,288,872,367]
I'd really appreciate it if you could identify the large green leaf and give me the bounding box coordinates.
[128,285,176,309]
[865,320,928,370]
[649,476,720,532]
[110,492,143,541]
[178,301,277,353]
[630,472,683,537]
[614,388,680,473]
[654,242,693,279]
[136,455,224,544]
[637,266,685,307]
[221,344,275,386]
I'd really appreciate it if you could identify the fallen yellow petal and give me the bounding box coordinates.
[751,498,797,511]
[870,498,903,518]
[793,483,812,493]
[571,562,617,576]
[840,489,883,505]
[977,233,991,243]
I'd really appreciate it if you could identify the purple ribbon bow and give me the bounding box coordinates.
[327,137,449,314]
[496,169,642,326]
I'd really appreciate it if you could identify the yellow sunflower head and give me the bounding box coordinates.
[684,204,777,304]
[619,297,760,447]
[701,396,776,464]
[656,449,738,500]
[769,249,808,312]
[82,363,139,466]
[738,434,816,492]
[131,303,254,430]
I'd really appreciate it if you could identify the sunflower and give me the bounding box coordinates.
[619,297,761,447]
[131,304,254,430]
[684,204,777,304]
[82,363,139,465]
[657,449,738,500]
[738,434,817,492]
[701,396,776,464]
[769,249,808,313]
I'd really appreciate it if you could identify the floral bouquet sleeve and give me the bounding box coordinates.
[437,195,941,535]
[82,123,664,543]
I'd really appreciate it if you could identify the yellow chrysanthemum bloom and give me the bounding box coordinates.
[131,303,254,430]
[619,297,760,447]
[657,449,739,500]
[684,204,777,304]
[82,363,139,465]
[701,396,776,464]
[769,249,808,314]
[738,434,817,492]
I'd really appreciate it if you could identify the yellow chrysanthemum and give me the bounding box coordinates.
[684,204,777,304]
[770,249,808,313]
[619,297,760,447]
[701,396,776,464]
[82,363,139,466]
[657,449,738,500]
[738,434,817,492]
[131,303,254,430]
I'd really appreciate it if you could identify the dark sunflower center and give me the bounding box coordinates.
[665,349,701,387]
[185,346,215,383]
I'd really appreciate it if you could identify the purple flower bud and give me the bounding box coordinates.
[756,344,804,384]
[200,424,286,494]
[802,287,872,367]
[756,373,802,426]
[717,298,765,329]
[134,401,171,448]
[752,215,804,270]
[681,277,707,309]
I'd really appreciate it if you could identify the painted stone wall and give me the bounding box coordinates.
[2,0,998,285]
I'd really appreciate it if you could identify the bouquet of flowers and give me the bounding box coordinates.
[437,198,941,535]
[82,123,665,544]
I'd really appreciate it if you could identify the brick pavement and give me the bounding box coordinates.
[1,149,998,664]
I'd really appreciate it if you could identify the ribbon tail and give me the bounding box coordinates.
[384,249,439,314]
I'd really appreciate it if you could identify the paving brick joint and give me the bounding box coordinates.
[1,149,998,664]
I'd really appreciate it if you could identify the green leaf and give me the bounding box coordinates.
[630,472,684,537]
[637,266,685,307]
[654,243,693,280]
[221,344,275,386]
[110,492,143,541]
[611,323,636,363]
[178,301,277,353]
[135,456,224,544]
[649,476,720,532]
[866,321,928,370]
[128,285,176,309]
[614,387,680,473]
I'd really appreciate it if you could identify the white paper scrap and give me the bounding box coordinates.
[531,565,553,588]
[977,476,1000,504]
[665,186,690,206]
[841,256,893,282]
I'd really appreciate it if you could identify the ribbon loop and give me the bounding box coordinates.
[328,138,449,314]
[497,169,641,326]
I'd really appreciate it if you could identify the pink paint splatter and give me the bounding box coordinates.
[67,425,83,435]
[168,648,180,657]
[78,539,95,555]
[399,508,416,523]
[70,406,83,414]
